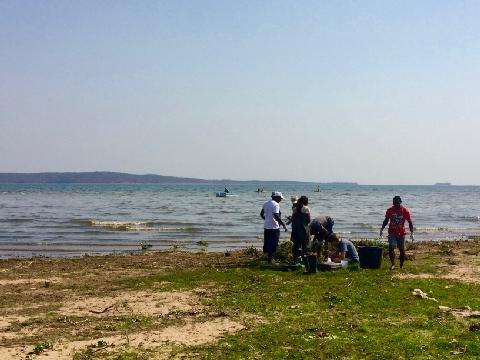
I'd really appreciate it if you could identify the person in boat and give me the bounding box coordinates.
[314,185,320,192]
[224,187,229,193]
[309,215,335,260]
[326,233,359,263]
[290,196,311,262]
[380,196,414,270]
[260,191,288,263]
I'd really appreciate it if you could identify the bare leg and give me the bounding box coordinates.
[316,242,324,261]
[389,246,395,270]
[267,253,273,263]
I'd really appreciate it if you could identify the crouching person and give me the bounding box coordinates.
[326,233,359,264]
[309,215,334,261]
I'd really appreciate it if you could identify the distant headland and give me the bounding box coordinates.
[0,172,208,184]
[0,172,359,185]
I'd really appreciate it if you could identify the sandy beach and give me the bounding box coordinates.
[0,250,259,359]
[1,240,479,359]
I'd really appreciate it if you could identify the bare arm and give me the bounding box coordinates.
[408,220,414,234]
[260,208,265,220]
[380,217,389,236]
[274,213,287,231]
[405,209,414,238]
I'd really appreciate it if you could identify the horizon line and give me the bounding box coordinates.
[0,171,476,186]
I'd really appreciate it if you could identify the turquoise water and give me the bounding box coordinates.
[0,183,479,258]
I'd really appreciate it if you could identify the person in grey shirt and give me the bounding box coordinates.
[327,233,359,263]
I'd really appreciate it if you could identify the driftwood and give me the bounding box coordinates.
[89,304,115,314]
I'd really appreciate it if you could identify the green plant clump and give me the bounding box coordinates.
[140,242,152,250]
[32,342,53,355]
[243,246,260,257]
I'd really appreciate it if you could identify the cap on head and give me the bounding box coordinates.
[393,195,402,204]
[291,196,299,204]
[271,191,284,199]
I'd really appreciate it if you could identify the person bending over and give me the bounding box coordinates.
[309,215,335,260]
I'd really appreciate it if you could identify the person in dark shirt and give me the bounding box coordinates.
[290,196,310,262]
[309,215,335,260]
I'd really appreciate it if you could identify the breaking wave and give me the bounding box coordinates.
[459,215,480,222]
[80,220,200,233]
[414,226,476,234]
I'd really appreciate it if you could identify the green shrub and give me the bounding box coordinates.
[32,342,52,355]
[439,241,454,256]
[275,241,293,262]
[243,247,260,257]
[352,238,387,249]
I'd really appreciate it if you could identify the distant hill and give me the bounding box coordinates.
[0,172,359,185]
[0,172,210,184]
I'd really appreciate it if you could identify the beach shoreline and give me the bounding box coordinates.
[1,240,479,359]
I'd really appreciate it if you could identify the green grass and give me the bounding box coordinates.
[110,255,480,359]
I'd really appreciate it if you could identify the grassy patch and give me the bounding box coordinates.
[3,241,480,359]
[112,256,480,359]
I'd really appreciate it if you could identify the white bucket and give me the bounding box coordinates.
[341,260,349,268]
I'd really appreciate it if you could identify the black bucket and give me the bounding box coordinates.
[305,255,318,273]
[358,246,383,269]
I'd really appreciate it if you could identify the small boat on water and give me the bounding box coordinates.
[215,192,239,198]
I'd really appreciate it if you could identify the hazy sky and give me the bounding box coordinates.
[1,1,479,184]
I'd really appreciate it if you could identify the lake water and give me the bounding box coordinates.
[0,183,479,258]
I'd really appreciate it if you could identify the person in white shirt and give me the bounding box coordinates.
[260,191,288,263]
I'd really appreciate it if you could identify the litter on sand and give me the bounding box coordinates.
[439,305,480,318]
[412,288,438,302]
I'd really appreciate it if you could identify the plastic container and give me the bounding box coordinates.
[341,260,349,268]
[305,255,318,273]
[358,246,383,269]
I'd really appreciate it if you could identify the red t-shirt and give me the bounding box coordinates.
[385,206,411,237]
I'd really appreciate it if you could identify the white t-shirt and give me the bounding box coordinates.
[263,199,280,229]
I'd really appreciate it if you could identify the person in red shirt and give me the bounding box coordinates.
[380,196,414,270]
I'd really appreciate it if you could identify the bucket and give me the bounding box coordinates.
[305,255,318,273]
[358,246,383,269]
[341,260,349,268]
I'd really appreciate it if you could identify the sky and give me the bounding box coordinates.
[1,1,479,185]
